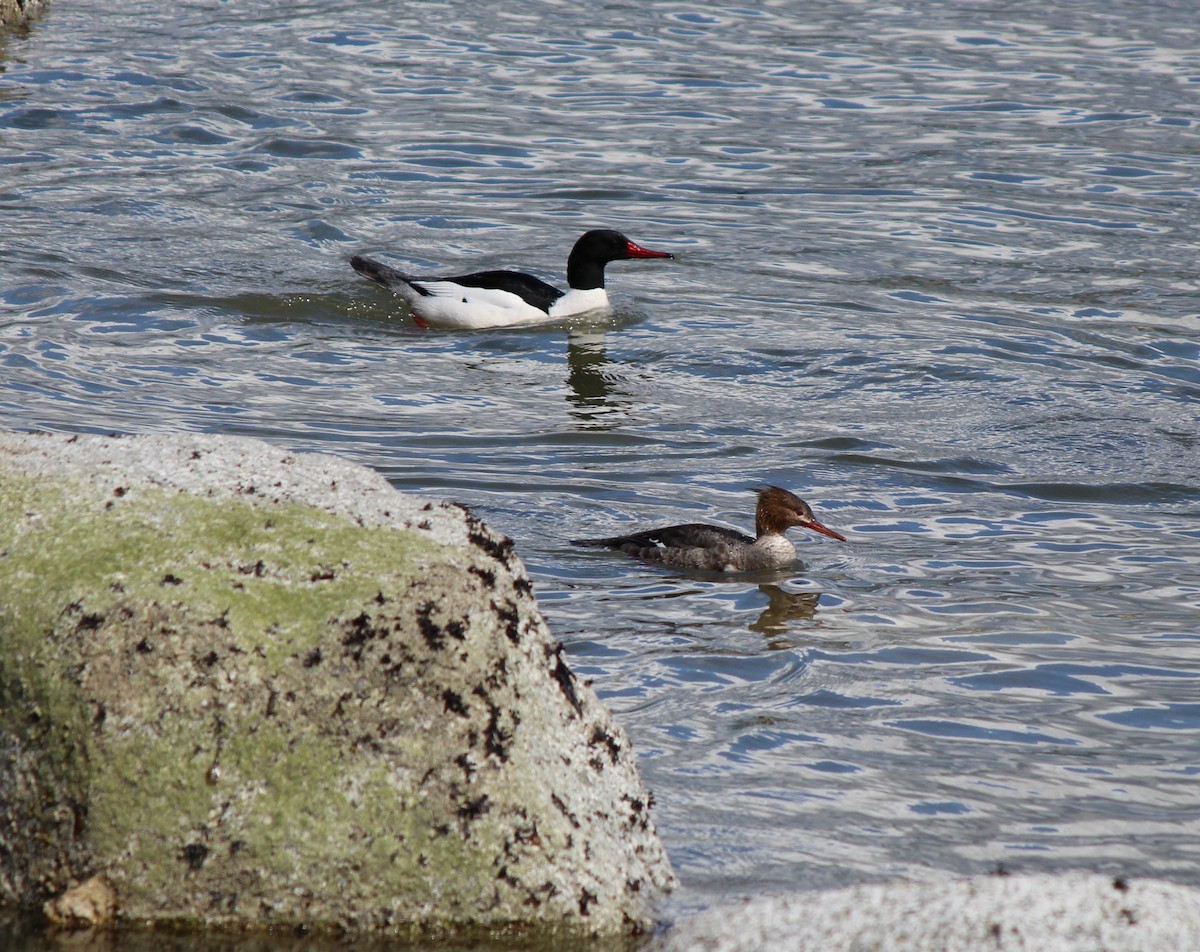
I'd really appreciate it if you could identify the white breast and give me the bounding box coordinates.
[749,534,797,569]
[549,287,610,318]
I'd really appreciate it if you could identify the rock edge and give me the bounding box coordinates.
[657,873,1200,952]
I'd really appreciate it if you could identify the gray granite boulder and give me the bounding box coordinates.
[0,431,674,938]
[658,873,1200,952]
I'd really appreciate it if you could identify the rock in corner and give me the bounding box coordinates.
[0,0,47,28]
[0,431,674,938]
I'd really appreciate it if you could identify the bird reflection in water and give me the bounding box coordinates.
[750,584,822,645]
[564,328,627,426]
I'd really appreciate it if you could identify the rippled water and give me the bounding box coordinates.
[4,0,1200,941]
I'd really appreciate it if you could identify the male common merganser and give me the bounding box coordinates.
[349,228,673,330]
[571,486,846,572]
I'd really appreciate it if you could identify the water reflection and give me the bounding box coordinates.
[340,272,631,419]
[750,584,821,640]
[564,328,626,426]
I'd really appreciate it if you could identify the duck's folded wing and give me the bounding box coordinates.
[434,270,565,312]
[572,523,754,550]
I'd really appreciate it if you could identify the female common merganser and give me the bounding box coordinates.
[571,486,846,572]
[350,228,673,330]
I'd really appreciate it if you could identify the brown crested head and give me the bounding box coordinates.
[754,486,847,542]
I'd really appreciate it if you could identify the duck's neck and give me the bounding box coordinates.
[566,250,607,291]
[756,507,788,538]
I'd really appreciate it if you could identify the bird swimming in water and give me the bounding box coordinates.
[571,486,846,572]
[350,228,673,329]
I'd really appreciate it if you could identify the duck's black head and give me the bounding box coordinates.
[566,229,673,290]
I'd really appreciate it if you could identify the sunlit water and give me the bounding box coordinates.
[3,0,1200,943]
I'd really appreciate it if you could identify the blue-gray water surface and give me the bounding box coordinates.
[3,0,1200,946]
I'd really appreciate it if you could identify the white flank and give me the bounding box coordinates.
[408,281,559,330]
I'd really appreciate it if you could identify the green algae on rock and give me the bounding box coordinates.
[0,432,675,938]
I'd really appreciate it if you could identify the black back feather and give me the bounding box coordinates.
[436,270,564,312]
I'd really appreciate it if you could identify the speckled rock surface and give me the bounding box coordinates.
[657,873,1200,952]
[0,0,46,27]
[0,431,674,938]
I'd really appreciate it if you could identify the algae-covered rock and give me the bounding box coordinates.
[0,431,674,937]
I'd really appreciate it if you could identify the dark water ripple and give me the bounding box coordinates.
[3,0,1200,932]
